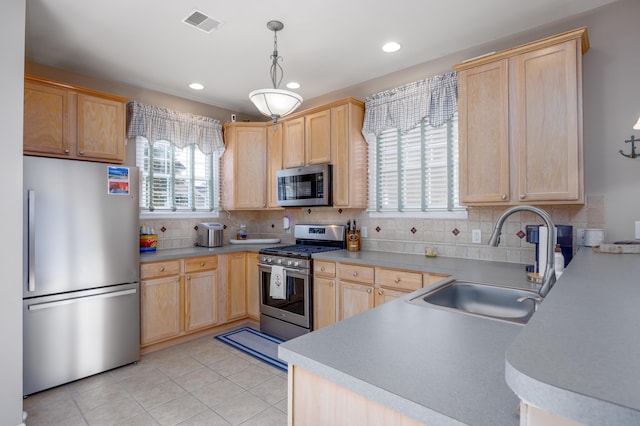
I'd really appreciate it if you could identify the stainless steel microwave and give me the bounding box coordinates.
[276,164,332,207]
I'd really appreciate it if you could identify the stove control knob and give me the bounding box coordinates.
[276,259,283,265]
[266,257,273,263]
[293,261,300,267]
[287,260,293,266]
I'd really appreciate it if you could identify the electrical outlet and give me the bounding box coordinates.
[635,221,640,240]
[472,229,482,244]
[361,226,368,238]
[576,228,585,246]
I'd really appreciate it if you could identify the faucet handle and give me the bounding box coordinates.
[517,295,543,311]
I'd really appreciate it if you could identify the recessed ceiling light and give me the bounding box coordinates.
[382,42,401,53]
[286,82,301,89]
[189,82,205,90]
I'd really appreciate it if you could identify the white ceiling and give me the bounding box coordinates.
[25,0,618,116]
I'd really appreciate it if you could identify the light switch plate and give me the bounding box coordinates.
[472,229,481,244]
[576,228,585,246]
[635,221,640,240]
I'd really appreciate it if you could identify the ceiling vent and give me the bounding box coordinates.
[183,10,223,33]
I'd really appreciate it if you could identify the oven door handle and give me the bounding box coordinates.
[258,264,308,275]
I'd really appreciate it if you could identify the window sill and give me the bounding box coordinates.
[139,211,220,220]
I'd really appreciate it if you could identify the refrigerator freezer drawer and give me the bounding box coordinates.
[23,283,140,396]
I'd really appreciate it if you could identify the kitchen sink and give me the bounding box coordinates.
[407,280,539,324]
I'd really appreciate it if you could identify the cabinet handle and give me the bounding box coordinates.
[320,266,325,272]
[329,281,334,287]
[353,272,358,277]
[200,262,205,266]
[501,194,507,200]
[186,275,191,280]
[367,288,372,293]
[160,267,165,272]
[64,149,70,154]
[520,194,526,200]
[79,150,84,155]
[394,278,400,283]
[378,289,383,295]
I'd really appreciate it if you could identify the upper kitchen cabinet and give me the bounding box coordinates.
[282,108,331,168]
[23,75,128,163]
[455,27,589,206]
[221,123,268,210]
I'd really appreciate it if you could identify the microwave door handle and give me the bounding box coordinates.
[27,189,36,292]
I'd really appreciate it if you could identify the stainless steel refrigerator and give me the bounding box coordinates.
[23,156,140,396]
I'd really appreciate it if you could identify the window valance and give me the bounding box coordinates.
[126,101,225,156]
[362,71,458,144]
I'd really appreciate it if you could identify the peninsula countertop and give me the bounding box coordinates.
[279,248,640,425]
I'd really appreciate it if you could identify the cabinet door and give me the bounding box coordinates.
[338,281,374,321]
[282,116,305,168]
[23,81,71,156]
[226,252,247,320]
[185,270,218,331]
[374,287,408,306]
[141,276,181,345]
[332,102,367,208]
[514,39,581,202]
[314,276,336,330]
[76,93,126,162]
[458,60,510,204]
[246,252,260,320]
[305,109,331,164]
[236,126,268,208]
[267,123,283,208]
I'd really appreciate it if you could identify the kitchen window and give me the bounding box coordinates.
[126,101,225,216]
[135,137,219,212]
[368,114,463,215]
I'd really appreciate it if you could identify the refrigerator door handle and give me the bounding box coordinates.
[27,288,137,311]
[27,189,36,292]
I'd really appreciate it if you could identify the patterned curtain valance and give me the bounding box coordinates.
[126,101,225,156]
[362,71,458,144]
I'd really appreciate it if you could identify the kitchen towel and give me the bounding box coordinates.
[270,265,286,299]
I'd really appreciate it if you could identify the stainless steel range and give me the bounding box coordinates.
[258,224,345,340]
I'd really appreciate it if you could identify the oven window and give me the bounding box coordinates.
[261,270,307,316]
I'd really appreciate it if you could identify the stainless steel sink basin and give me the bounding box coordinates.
[407,280,539,324]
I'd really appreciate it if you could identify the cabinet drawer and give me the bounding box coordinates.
[314,260,336,277]
[375,268,423,291]
[185,255,218,273]
[337,263,374,284]
[140,260,181,279]
[423,273,451,287]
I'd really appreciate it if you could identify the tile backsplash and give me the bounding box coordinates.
[140,194,605,265]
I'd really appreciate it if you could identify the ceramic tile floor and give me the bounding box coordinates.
[23,331,288,426]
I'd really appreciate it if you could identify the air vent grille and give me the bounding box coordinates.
[183,10,223,33]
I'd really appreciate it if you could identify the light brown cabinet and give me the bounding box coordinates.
[455,27,588,206]
[140,260,182,346]
[282,108,331,168]
[282,116,306,168]
[184,256,219,332]
[225,252,247,321]
[246,252,260,320]
[337,263,375,321]
[141,256,219,347]
[313,260,338,330]
[221,123,268,210]
[23,75,127,163]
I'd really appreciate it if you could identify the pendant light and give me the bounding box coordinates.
[249,20,303,123]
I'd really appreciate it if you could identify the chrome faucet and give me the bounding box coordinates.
[488,205,556,298]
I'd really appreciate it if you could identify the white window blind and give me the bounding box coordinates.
[136,137,220,212]
[369,114,461,212]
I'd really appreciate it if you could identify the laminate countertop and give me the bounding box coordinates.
[279,248,640,425]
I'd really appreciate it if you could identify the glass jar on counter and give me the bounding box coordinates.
[236,224,247,240]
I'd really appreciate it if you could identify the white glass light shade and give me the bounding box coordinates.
[249,88,303,122]
[634,116,640,130]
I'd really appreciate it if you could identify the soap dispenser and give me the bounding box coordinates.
[554,244,565,279]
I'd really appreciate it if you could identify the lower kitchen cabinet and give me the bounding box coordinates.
[313,260,338,329]
[140,259,182,346]
[337,263,375,321]
[184,256,219,332]
[519,403,583,426]
[225,252,247,321]
[246,252,260,320]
